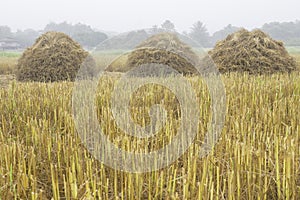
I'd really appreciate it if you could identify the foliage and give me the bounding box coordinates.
[71,31,107,48]
[188,21,211,47]
[44,22,108,49]
[161,20,176,32]
[96,30,149,50]
[261,21,300,45]
[14,29,40,48]
[211,24,242,46]
[0,26,13,38]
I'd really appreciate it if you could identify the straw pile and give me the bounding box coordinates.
[209,29,296,74]
[107,33,199,75]
[16,31,96,82]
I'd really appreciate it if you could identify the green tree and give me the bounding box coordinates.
[0,26,12,38]
[261,21,300,45]
[44,22,108,48]
[14,29,40,48]
[161,20,175,32]
[73,31,108,48]
[189,21,211,47]
[211,24,241,46]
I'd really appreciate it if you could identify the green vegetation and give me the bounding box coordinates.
[0,22,108,49]
[2,20,300,51]
[261,21,300,46]
[286,46,300,54]
[0,52,21,58]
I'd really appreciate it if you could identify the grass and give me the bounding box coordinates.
[0,52,21,58]
[286,46,300,54]
[0,57,17,75]
[0,51,20,74]
[0,51,299,199]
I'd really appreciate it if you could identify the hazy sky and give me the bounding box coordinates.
[1,0,300,34]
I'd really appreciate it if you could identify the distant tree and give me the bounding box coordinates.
[150,25,161,34]
[14,29,40,48]
[261,21,300,45]
[125,30,149,48]
[189,21,211,47]
[261,22,289,40]
[211,24,241,46]
[161,20,176,32]
[73,31,108,48]
[44,22,108,49]
[96,30,149,50]
[182,31,188,36]
[45,22,64,33]
[0,26,13,38]
[44,22,94,35]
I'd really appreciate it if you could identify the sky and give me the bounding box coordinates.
[1,0,300,34]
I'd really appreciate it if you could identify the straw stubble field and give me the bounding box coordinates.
[0,52,299,199]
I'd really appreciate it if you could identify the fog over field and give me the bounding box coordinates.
[1,0,300,33]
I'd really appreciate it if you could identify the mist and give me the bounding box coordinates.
[1,0,300,34]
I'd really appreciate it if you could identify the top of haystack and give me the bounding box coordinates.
[209,29,296,74]
[16,31,95,82]
[107,33,199,75]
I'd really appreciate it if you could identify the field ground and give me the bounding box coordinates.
[0,50,299,199]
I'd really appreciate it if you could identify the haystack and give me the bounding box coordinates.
[209,29,296,74]
[16,31,96,82]
[107,33,199,75]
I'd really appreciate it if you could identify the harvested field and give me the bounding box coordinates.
[0,36,299,199]
[0,74,15,88]
[0,72,299,199]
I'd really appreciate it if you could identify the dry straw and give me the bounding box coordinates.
[209,29,297,74]
[107,33,199,75]
[16,31,96,82]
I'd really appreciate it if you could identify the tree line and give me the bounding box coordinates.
[185,20,300,47]
[0,20,300,49]
[0,22,108,49]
